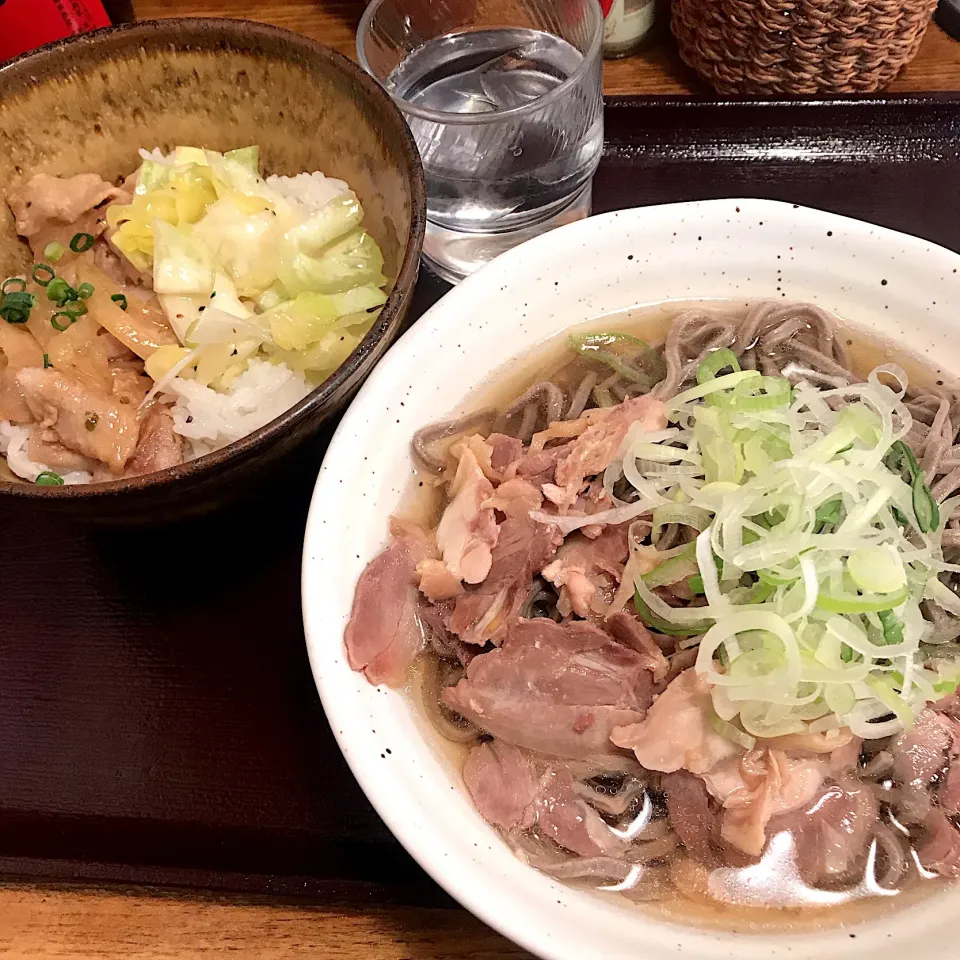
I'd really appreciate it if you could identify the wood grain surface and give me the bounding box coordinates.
[4,1,959,957]
[129,0,960,95]
[0,884,531,958]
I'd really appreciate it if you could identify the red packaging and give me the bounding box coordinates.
[0,0,111,63]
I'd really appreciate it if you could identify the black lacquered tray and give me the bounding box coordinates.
[2,95,958,907]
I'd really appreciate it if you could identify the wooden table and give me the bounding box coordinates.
[2,2,959,957]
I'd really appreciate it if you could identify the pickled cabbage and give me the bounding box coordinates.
[109,145,389,391]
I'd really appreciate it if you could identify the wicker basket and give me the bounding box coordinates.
[672,0,939,96]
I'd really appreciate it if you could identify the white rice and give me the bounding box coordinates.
[266,171,349,212]
[0,421,93,484]
[164,358,313,460]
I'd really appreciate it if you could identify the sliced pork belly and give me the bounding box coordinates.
[16,366,139,474]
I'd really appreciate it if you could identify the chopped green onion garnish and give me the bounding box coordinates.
[77,282,95,300]
[50,312,75,332]
[110,293,128,311]
[696,347,741,384]
[61,300,88,319]
[31,264,55,286]
[1,277,26,294]
[43,241,65,263]
[708,713,756,750]
[35,471,64,486]
[46,278,75,304]
[687,574,705,595]
[0,290,35,324]
[43,354,51,368]
[69,232,95,253]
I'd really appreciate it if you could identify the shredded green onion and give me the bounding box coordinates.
[610,362,960,741]
[50,312,76,332]
[913,474,940,533]
[43,241,65,263]
[43,354,51,369]
[35,471,64,486]
[569,332,665,389]
[76,282,95,300]
[696,348,741,384]
[31,264,55,286]
[641,542,700,588]
[69,232,95,253]
[708,713,756,750]
[1,277,26,295]
[111,293,128,311]
[634,589,713,636]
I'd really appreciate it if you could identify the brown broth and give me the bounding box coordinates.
[398,299,956,931]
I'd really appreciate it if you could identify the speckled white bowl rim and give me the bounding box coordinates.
[302,198,960,960]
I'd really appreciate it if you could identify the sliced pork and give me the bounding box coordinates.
[16,366,140,474]
[125,405,183,477]
[8,173,126,252]
[444,618,655,760]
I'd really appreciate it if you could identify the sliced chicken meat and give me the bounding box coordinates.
[16,367,139,474]
[610,669,739,775]
[448,505,563,644]
[541,524,629,617]
[444,617,655,760]
[463,740,628,857]
[702,748,826,858]
[344,528,434,686]
[432,441,499,587]
[542,395,667,508]
[463,740,539,831]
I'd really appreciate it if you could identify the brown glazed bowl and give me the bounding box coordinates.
[0,18,425,522]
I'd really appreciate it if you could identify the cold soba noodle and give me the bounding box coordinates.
[344,300,960,926]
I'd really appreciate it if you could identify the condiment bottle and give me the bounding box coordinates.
[0,0,131,64]
[600,0,656,59]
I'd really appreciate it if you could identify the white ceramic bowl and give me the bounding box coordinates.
[302,199,960,960]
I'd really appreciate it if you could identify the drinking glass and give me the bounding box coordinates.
[357,0,604,283]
